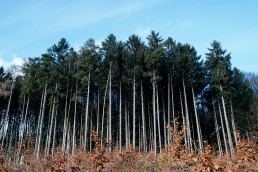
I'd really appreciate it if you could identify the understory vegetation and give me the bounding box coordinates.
[1,128,257,171]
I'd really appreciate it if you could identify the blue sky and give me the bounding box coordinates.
[0,0,257,73]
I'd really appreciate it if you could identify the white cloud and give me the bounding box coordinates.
[12,55,24,66]
[0,54,24,70]
[95,39,103,47]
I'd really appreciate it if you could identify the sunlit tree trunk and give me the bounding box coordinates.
[212,100,222,156]
[125,100,129,147]
[118,81,122,151]
[36,82,48,158]
[46,83,57,156]
[96,89,100,134]
[133,70,136,149]
[220,85,234,156]
[156,83,162,154]
[141,82,146,155]
[167,74,171,146]
[51,110,57,156]
[180,89,187,150]
[108,63,112,152]
[84,71,91,150]
[101,73,109,146]
[183,78,193,153]
[191,86,203,153]
[72,79,78,155]
[162,96,167,152]
[230,100,237,147]
[152,71,157,156]
[218,99,229,155]
[62,81,70,153]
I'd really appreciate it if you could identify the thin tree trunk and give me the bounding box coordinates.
[125,100,128,147]
[47,84,58,156]
[156,83,162,154]
[191,86,203,153]
[162,95,167,152]
[101,72,109,146]
[119,81,122,151]
[218,99,229,155]
[51,110,57,156]
[72,79,78,155]
[212,100,222,156]
[62,81,70,153]
[230,100,238,147]
[152,71,157,156]
[180,89,187,150]
[24,96,30,138]
[84,71,91,150]
[141,81,146,155]
[36,82,48,158]
[34,90,44,156]
[108,63,112,152]
[167,74,171,147]
[183,78,193,153]
[97,89,100,134]
[171,75,175,131]
[220,86,234,156]
[133,71,136,149]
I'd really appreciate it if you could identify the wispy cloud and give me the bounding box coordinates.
[11,55,24,67]
[0,54,24,70]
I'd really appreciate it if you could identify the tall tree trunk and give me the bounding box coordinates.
[108,63,112,152]
[191,86,203,153]
[119,81,122,151]
[141,81,146,155]
[167,74,171,146]
[97,89,100,134]
[36,82,48,158]
[156,83,162,154]
[125,100,129,147]
[34,90,44,156]
[218,99,229,155]
[162,96,167,152]
[72,79,78,155]
[212,100,222,156]
[180,89,187,150]
[220,85,234,156]
[183,78,193,153]
[133,71,136,149]
[51,110,57,156]
[152,71,157,156]
[101,72,109,146]
[24,96,30,138]
[171,75,175,131]
[62,81,70,153]
[47,84,58,156]
[84,71,91,150]
[230,100,238,147]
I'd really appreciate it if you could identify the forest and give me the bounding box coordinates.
[0,31,257,171]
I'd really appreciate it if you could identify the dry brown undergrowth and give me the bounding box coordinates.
[1,128,257,171]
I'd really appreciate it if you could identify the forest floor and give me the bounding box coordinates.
[0,132,257,172]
